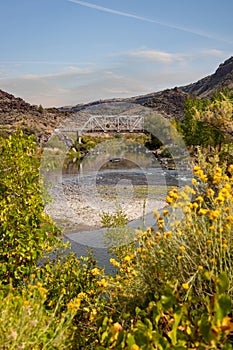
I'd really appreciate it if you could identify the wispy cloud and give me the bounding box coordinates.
[67,0,156,23]
[125,49,227,63]
[67,0,233,44]
[127,50,184,63]
[0,49,228,107]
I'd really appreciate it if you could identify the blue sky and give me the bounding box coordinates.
[0,0,232,107]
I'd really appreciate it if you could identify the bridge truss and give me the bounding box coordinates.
[59,114,144,135]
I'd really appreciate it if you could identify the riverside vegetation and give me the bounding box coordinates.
[1,92,233,349]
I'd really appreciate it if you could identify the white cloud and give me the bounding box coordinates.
[127,50,184,63]
[0,49,228,107]
[124,48,227,64]
[200,49,227,58]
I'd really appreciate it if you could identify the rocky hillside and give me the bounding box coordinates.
[0,90,65,144]
[61,57,233,121]
[182,56,233,97]
[59,87,188,121]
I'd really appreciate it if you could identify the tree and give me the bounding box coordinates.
[38,104,44,114]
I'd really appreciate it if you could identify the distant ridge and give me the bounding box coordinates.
[61,56,233,121]
[182,56,233,97]
[0,56,232,143]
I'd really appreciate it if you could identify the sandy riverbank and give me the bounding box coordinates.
[44,182,166,233]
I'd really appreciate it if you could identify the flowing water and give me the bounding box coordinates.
[54,157,193,273]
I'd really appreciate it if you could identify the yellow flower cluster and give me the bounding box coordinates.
[97,278,107,288]
[90,267,100,276]
[193,166,208,182]
[157,217,164,230]
[28,282,48,299]
[67,291,88,314]
[110,258,120,268]
[166,188,178,204]
[213,167,223,184]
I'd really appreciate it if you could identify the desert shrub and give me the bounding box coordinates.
[0,283,75,349]
[97,274,233,349]
[0,130,60,285]
[36,250,110,349]
[97,161,233,348]
[108,162,233,306]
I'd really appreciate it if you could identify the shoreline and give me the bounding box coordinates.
[45,182,166,234]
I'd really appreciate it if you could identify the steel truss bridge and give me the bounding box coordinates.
[58,115,144,135]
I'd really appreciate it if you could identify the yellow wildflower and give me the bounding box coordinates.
[131,345,140,350]
[209,210,220,220]
[110,258,120,268]
[214,195,224,205]
[198,208,209,216]
[228,164,233,174]
[189,202,198,210]
[97,278,107,288]
[163,209,169,216]
[91,267,100,276]
[166,195,173,204]
[199,173,208,182]
[215,167,222,174]
[226,215,233,223]
[67,297,81,313]
[219,188,230,197]
[207,188,215,197]
[123,255,131,262]
[157,217,164,230]
[169,189,178,200]
[164,231,172,239]
[153,210,160,219]
[193,165,201,174]
[77,292,86,300]
[195,196,203,203]
[192,178,197,185]
[182,283,189,290]
[89,308,97,322]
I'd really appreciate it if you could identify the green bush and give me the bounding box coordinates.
[0,130,59,285]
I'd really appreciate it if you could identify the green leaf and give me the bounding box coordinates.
[199,315,211,343]
[217,272,229,294]
[214,295,232,322]
[168,308,182,345]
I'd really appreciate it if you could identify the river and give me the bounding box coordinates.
[54,158,193,274]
